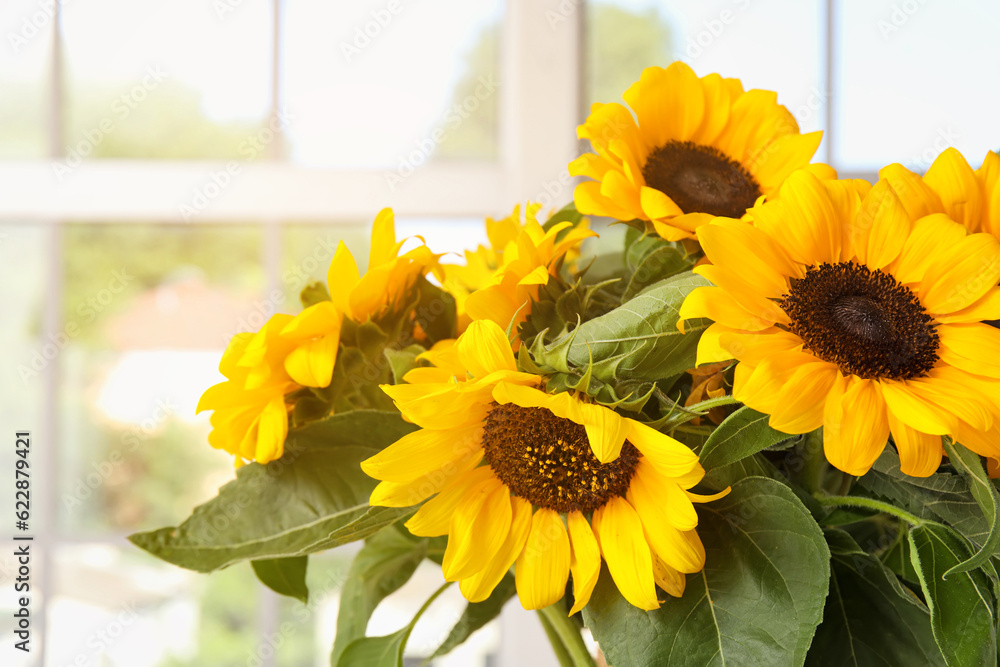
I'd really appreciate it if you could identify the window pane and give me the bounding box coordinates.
[57,224,264,535]
[586,0,825,141]
[61,0,272,159]
[49,545,264,666]
[0,1,51,157]
[281,0,504,168]
[834,1,1000,172]
[281,224,370,305]
[2,225,49,532]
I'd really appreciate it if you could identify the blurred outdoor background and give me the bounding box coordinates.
[1,0,999,665]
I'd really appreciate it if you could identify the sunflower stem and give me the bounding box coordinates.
[799,430,827,495]
[816,494,925,526]
[537,603,598,667]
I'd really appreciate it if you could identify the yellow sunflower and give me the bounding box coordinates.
[362,320,725,612]
[679,170,1000,477]
[570,61,828,242]
[877,147,1000,237]
[442,203,595,335]
[280,208,442,387]
[197,314,299,465]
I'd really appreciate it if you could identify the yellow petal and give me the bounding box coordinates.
[823,377,889,476]
[361,424,483,482]
[624,63,704,148]
[443,476,512,581]
[767,362,839,434]
[460,496,533,603]
[937,323,1000,379]
[567,511,602,615]
[751,132,822,192]
[652,555,686,598]
[625,420,700,478]
[253,394,289,463]
[917,232,1000,315]
[574,180,637,222]
[933,286,1000,324]
[697,218,796,297]
[751,170,845,266]
[631,459,699,530]
[678,286,777,333]
[880,380,952,436]
[639,186,683,220]
[405,466,495,536]
[889,213,968,286]
[977,150,1000,238]
[922,148,982,232]
[326,242,360,313]
[593,497,660,611]
[851,178,911,269]
[283,334,338,388]
[515,508,571,610]
[457,320,517,376]
[887,411,942,477]
[576,401,630,463]
[369,207,399,267]
[518,265,551,287]
[878,163,945,221]
[369,448,482,507]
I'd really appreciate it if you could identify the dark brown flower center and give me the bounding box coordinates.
[780,262,939,380]
[641,140,761,218]
[482,402,640,513]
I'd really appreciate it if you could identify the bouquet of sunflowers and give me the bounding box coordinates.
[132,62,1000,667]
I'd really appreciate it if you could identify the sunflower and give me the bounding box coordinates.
[569,61,828,242]
[362,320,724,612]
[443,203,594,335]
[878,148,1000,237]
[679,170,1000,477]
[280,208,442,387]
[197,314,299,465]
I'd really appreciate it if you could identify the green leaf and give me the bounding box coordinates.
[699,406,790,470]
[622,245,694,301]
[538,271,710,385]
[909,523,997,667]
[882,531,921,584]
[543,201,584,231]
[383,345,424,384]
[301,280,331,308]
[806,529,945,666]
[337,582,451,667]
[583,477,830,667]
[430,574,516,659]
[251,556,309,604]
[331,526,428,666]
[942,440,1000,576]
[411,276,457,345]
[129,411,417,572]
[857,449,991,547]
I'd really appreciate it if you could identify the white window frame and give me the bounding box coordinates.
[6,1,582,665]
[5,1,871,665]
